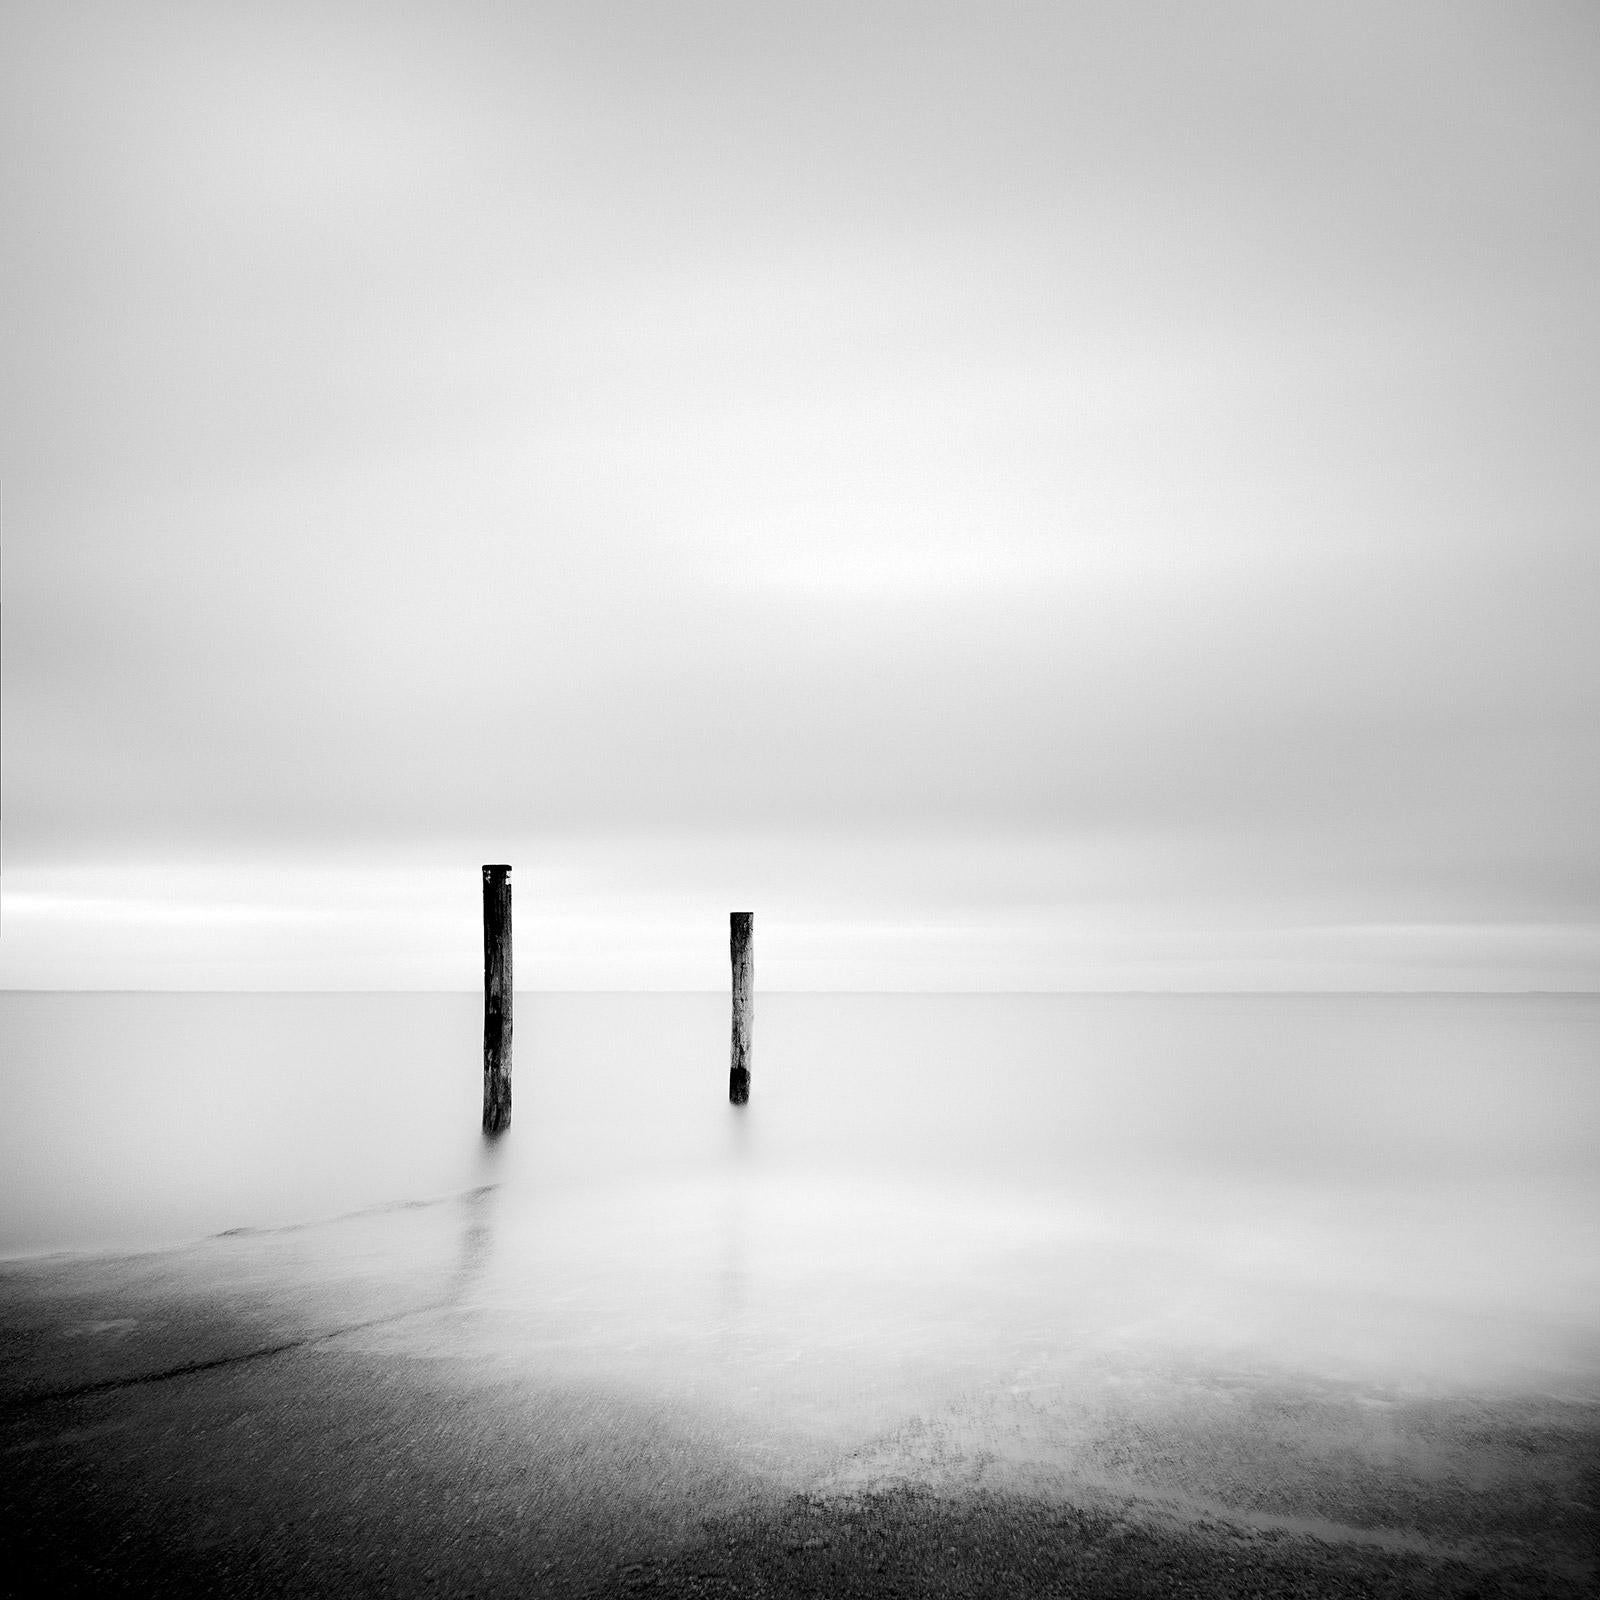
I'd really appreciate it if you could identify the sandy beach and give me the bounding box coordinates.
[4,1191,1595,1599]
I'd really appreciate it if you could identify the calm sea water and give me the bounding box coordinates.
[3,992,1597,1400]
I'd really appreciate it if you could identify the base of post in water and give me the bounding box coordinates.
[483,1055,512,1134]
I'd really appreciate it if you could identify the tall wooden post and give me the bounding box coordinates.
[482,864,512,1134]
[729,911,753,1104]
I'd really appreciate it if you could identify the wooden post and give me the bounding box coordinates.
[729,911,753,1104]
[482,864,512,1134]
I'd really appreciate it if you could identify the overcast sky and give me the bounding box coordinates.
[3,1,1597,988]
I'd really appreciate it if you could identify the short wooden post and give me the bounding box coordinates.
[482,864,512,1133]
[729,911,753,1104]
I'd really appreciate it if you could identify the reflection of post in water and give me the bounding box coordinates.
[717,1106,751,1345]
[448,1141,505,1305]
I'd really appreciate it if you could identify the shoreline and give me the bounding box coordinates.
[5,1358,1592,1597]
[4,1226,1597,1598]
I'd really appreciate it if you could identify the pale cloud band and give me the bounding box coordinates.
[4,841,1595,991]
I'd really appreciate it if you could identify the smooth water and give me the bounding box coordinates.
[3,993,1598,1401]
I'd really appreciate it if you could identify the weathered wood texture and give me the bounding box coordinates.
[482,865,513,1133]
[729,911,753,1104]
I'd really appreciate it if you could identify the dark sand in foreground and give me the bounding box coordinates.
[3,1199,1596,1598]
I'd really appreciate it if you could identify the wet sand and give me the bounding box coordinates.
[4,1196,1596,1598]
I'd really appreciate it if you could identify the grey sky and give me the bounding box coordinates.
[3,2,1597,987]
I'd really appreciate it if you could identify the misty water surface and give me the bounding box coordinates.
[3,993,1597,1402]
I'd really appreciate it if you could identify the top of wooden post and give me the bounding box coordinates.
[482,864,512,877]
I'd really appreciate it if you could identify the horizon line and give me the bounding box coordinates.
[2,987,1595,999]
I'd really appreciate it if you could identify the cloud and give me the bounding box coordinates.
[2,2,1596,986]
